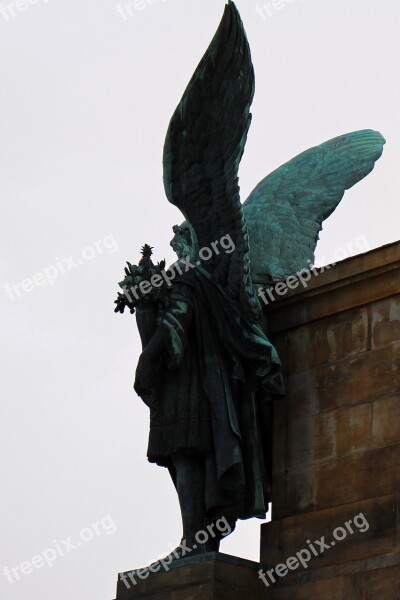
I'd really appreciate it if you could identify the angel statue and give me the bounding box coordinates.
[114,1,384,559]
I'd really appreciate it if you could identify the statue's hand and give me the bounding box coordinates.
[134,350,157,399]
[114,291,134,314]
[134,329,166,404]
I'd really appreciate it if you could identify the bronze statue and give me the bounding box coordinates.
[115,1,384,558]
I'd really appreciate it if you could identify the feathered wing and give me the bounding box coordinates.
[243,129,385,281]
[163,1,259,319]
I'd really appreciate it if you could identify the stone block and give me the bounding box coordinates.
[287,465,315,515]
[316,342,400,412]
[316,443,400,510]
[285,307,369,376]
[272,401,287,473]
[286,370,317,420]
[116,553,266,600]
[371,295,400,349]
[315,403,372,462]
[372,394,400,448]
[287,416,315,468]
[261,495,399,568]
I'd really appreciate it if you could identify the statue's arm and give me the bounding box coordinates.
[134,328,167,399]
[134,283,194,399]
[158,292,194,369]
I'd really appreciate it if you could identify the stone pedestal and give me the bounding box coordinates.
[115,553,266,600]
[260,241,400,598]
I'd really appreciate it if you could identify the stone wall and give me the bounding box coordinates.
[260,241,400,598]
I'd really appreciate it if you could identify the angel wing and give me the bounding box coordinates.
[163,1,260,320]
[243,129,385,281]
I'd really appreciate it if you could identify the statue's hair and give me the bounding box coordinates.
[172,221,199,262]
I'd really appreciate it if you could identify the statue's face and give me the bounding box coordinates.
[170,225,192,259]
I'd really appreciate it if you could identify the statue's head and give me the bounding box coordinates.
[170,221,197,261]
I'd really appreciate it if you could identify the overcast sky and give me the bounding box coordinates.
[1,1,399,599]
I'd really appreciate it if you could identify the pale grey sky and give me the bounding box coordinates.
[1,1,399,599]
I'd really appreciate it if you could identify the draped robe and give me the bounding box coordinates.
[145,266,285,521]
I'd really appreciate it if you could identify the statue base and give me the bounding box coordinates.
[115,552,266,600]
